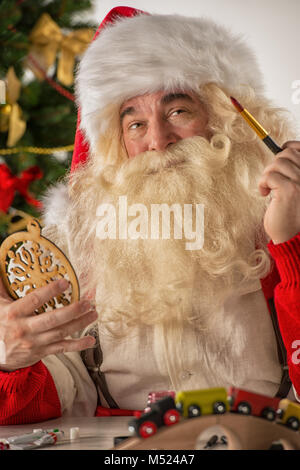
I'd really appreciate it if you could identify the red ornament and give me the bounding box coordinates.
[0,163,43,212]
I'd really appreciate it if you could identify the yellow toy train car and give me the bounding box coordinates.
[277,399,300,430]
[175,387,229,418]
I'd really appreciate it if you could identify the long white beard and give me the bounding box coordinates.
[62,133,273,335]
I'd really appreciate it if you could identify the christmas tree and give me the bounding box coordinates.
[0,0,96,241]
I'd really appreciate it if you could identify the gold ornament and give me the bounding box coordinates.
[0,218,80,312]
[28,13,94,86]
[0,104,12,133]
[58,29,94,87]
[0,67,26,146]
[28,13,62,80]
[6,103,26,148]
[0,143,74,156]
[6,67,21,104]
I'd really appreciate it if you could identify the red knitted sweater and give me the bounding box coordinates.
[0,233,299,425]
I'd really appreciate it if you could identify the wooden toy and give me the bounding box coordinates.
[228,386,280,421]
[143,390,176,414]
[124,386,300,449]
[175,387,229,418]
[0,218,79,311]
[128,396,180,438]
[277,399,300,430]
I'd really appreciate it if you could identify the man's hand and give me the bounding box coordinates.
[258,141,300,244]
[0,277,97,372]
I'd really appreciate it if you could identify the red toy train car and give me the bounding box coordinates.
[228,386,281,421]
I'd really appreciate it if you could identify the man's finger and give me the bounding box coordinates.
[8,278,70,318]
[34,309,98,346]
[258,170,291,196]
[263,158,300,184]
[28,299,94,334]
[274,148,300,171]
[43,335,96,357]
[282,141,300,151]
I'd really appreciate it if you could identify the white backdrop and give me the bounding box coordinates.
[87,0,300,133]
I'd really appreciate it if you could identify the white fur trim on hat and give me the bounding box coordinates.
[75,13,265,153]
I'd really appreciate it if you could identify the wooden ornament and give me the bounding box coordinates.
[0,218,79,313]
[6,208,34,235]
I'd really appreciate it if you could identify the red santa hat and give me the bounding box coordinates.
[71,6,265,172]
[71,6,145,171]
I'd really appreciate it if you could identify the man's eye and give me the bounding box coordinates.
[128,122,142,130]
[170,109,185,117]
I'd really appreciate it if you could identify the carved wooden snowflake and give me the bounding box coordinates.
[0,218,79,313]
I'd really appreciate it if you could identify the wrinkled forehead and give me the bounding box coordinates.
[119,89,202,118]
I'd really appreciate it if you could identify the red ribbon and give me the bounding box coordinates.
[0,163,43,213]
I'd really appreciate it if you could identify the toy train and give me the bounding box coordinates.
[128,386,300,438]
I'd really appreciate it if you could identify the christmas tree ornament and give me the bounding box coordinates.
[6,208,34,234]
[0,218,79,313]
[0,144,74,156]
[0,104,11,133]
[57,29,94,86]
[7,103,26,148]
[0,67,26,146]
[28,13,94,86]
[28,13,62,80]
[6,67,21,104]
[27,53,75,101]
[0,164,43,213]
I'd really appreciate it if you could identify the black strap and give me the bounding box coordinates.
[268,298,292,398]
[81,325,120,409]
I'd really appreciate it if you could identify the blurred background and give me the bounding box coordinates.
[0,0,299,241]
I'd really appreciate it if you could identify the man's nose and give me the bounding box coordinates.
[148,120,179,152]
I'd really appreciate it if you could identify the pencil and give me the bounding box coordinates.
[230,96,282,155]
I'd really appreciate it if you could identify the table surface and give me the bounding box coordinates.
[2,414,300,450]
[0,416,131,450]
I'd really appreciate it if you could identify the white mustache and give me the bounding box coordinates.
[105,134,231,188]
[146,156,187,174]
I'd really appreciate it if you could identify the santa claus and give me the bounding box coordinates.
[0,7,299,423]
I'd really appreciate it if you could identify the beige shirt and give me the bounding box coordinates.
[94,286,283,411]
[40,222,292,415]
